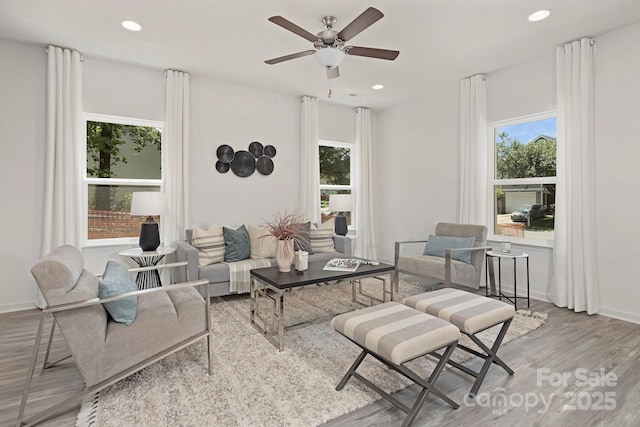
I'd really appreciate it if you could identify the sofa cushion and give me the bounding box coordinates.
[192,223,225,266]
[223,225,251,262]
[249,224,277,259]
[294,221,312,253]
[98,261,137,326]
[310,218,336,253]
[423,235,475,264]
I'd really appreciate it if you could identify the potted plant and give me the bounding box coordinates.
[264,212,305,272]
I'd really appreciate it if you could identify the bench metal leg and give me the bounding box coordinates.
[336,341,459,427]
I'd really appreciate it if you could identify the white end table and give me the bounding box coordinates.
[118,247,175,289]
[485,250,530,310]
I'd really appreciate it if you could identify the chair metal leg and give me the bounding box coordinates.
[205,283,214,375]
[41,318,72,370]
[16,311,46,427]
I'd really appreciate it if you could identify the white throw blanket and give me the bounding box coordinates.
[224,259,272,293]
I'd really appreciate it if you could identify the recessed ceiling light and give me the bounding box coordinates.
[121,20,142,31]
[528,10,550,22]
[372,84,384,90]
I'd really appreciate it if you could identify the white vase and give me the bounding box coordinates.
[275,239,295,272]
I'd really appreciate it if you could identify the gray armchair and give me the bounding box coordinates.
[393,222,489,290]
[17,245,211,426]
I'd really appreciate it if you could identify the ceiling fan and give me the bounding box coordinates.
[265,7,399,79]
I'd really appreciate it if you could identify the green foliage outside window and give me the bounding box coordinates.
[496,132,556,179]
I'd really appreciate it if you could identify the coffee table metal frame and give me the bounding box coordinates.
[249,259,395,351]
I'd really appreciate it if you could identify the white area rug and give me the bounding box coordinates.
[77,280,546,427]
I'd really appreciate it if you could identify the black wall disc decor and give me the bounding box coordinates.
[216,142,277,177]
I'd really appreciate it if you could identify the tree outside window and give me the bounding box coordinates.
[85,115,163,241]
[319,141,354,226]
[490,114,557,241]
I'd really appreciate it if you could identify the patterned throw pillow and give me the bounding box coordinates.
[192,223,225,267]
[249,224,277,259]
[310,218,336,253]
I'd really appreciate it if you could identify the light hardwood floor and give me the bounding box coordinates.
[2,296,639,426]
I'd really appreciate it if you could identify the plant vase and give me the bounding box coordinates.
[275,239,295,272]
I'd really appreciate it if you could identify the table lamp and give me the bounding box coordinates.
[131,191,169,251]
[329,194,352,236]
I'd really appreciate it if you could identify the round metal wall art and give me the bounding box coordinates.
[216,141,277,177]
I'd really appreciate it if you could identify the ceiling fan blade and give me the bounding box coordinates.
[336,7,384,42]
[265,50,316,65]
[326,67,340,79]
[346,46,399,61]
[268,16,319,42]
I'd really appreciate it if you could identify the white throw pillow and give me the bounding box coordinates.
[191,223,225,267]
[310,218,336,253]
[249,224,277,259]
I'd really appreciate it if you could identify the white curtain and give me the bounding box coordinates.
[551,39,600,314]
[354,107,377,259]
[162,70,191,248]
[40,45,83,307]
[299,96,320,223]
[458,74,488,226]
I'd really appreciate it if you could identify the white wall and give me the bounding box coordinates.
[593,22,640,322]
[375,80,460,262]
[189,78,300,227]
[0,40,46,311]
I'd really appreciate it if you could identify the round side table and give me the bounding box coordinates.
[485,250,530,310]
[119,247,176,289]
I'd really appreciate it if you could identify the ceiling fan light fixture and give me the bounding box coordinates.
[315,47,345,69]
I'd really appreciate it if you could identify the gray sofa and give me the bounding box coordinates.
[174,229,353,297]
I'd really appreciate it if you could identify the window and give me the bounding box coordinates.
[83,114,163,244]
[319,140,354,228]
[489,112,557,243]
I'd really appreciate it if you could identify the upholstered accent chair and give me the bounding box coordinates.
[17,245,212,427]
[393,223,489,290]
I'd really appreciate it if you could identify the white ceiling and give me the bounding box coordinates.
[1,0,639,110]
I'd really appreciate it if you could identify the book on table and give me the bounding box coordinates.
[323,258,361,272]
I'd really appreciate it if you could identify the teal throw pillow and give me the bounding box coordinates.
[98,261,138,326]
[423,235,476,264]
[223,225,251,262]
[294,221,312,253]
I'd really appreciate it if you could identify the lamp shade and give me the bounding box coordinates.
[329,194,352,212]
[315,47,345,69]
[131,192,169,216]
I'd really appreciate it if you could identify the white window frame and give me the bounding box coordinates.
[487,111,557,247]
[319,139,356,231]
[82,113,164,247]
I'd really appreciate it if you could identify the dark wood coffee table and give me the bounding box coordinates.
[249,259,395,351]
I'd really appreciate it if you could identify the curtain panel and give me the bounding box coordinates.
[354,107,377,259]
[551,38,600,314]
[458,74,488,226]
[40,45,83,308]
[299,96,320,224]
[163,70,191,248]
[42,45,83,254]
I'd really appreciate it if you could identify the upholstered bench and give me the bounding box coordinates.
[403,288,516,397]
[332,302,460,427]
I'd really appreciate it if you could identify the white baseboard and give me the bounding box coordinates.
[0,301,37,313]
[598,307,640,325]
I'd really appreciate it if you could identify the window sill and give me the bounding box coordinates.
[487,235,553,250]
